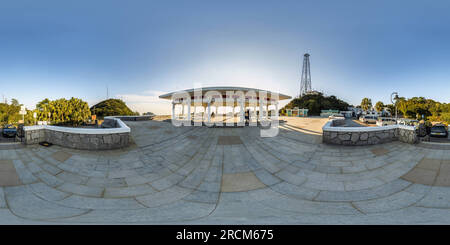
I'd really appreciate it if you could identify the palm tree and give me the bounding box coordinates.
[375,101,384,113]
[360,98,372,112]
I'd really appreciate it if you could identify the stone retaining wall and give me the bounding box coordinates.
[323,120,418,145]
[24,117,131,150]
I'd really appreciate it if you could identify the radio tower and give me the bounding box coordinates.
[299,53,312,97]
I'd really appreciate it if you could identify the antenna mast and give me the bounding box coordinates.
[299,53,312,97]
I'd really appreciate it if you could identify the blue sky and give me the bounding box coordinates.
[1,0,449,114]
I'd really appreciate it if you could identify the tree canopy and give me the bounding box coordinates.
[360,98,372,111]
[35,97,91,126]
[282,92,350,116]
[90,99,139,118]
[0,99,22,126]
[1,97,91,126]
[375,101,384,112]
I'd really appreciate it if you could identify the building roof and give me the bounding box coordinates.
[159,86,292,101]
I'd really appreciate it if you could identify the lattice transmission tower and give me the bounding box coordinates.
[299,53,312,97]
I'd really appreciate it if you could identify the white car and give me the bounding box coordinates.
[397,119,419,126]
[376,117,397,126]
[359,115,378,124]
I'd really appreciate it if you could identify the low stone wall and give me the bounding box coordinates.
[24,117,131,150]
[398,127,419,144]
[24,126,46,145]
[322,120,418,145]
[42,130,129,150]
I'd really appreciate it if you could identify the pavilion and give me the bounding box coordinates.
[159,86,292,124]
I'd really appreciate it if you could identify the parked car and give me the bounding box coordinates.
[2,124,17,137]
[397,119,419,127]
[359,115,378,124]
[376,117,397,126]
[430,124,449,138]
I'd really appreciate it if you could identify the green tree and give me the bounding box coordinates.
[360,98,372,111]
[34,97,91,126]
[282,92,349,116]
[90,99,139,118]
[375,101,384,113]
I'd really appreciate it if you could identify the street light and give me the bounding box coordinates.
[391,92,399,122]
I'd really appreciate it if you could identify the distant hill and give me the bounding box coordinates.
[90,99,139,118]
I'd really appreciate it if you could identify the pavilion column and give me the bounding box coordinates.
[275,102,279,118]
[232,106,235,122]
[207,103,211,123]
[172,103,176,120]
[239,99,244,124]
[187,104,191,122]
[259,100,263,122]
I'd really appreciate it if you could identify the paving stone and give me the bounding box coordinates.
[40,162,62,175]
[196,181,221,192]
[124,175,151,186]
[11,160,38,184]
[57,182,104,197]
[416,186,450,208]
[416,158,441,171]
[435,164,450,187]
[303,179,345,191]
[136,186,192,207]
[270,182,319,200]
[34,171,65,187]
[56,171,88,185]
[401,167,437,186]
[51,151,72,162]
[183,190,220,204]
[108,169,139,179]
[344,178,385,191]
[253,169,282,186]
[370,147,389,156]
[151,173,185,191]
[0,187,6,208]
[221,172,266,192]
[27,183,71,201]
[353,191,424,214]
[56,195,145,210]
[314,165,341,174]
[256,191,359,215]
[86,177,127,188]
[0,171,22,186]
[104,184,156,198]
[274,170,307,186]
[404,183,432,195]
[217,136,243,145]
[4,186,88,220]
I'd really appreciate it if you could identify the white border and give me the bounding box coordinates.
[23,116,132,134]
[323,119,416,132]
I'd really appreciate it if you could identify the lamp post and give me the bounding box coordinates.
[391,92,399,122]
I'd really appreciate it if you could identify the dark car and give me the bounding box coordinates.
[430,124,449,138]
[2,124,17,138]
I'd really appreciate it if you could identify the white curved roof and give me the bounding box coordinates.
[159,86,292,100]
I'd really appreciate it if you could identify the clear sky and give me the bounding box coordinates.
[1,0,449,114]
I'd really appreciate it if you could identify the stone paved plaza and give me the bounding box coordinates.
[0,118,450,224]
